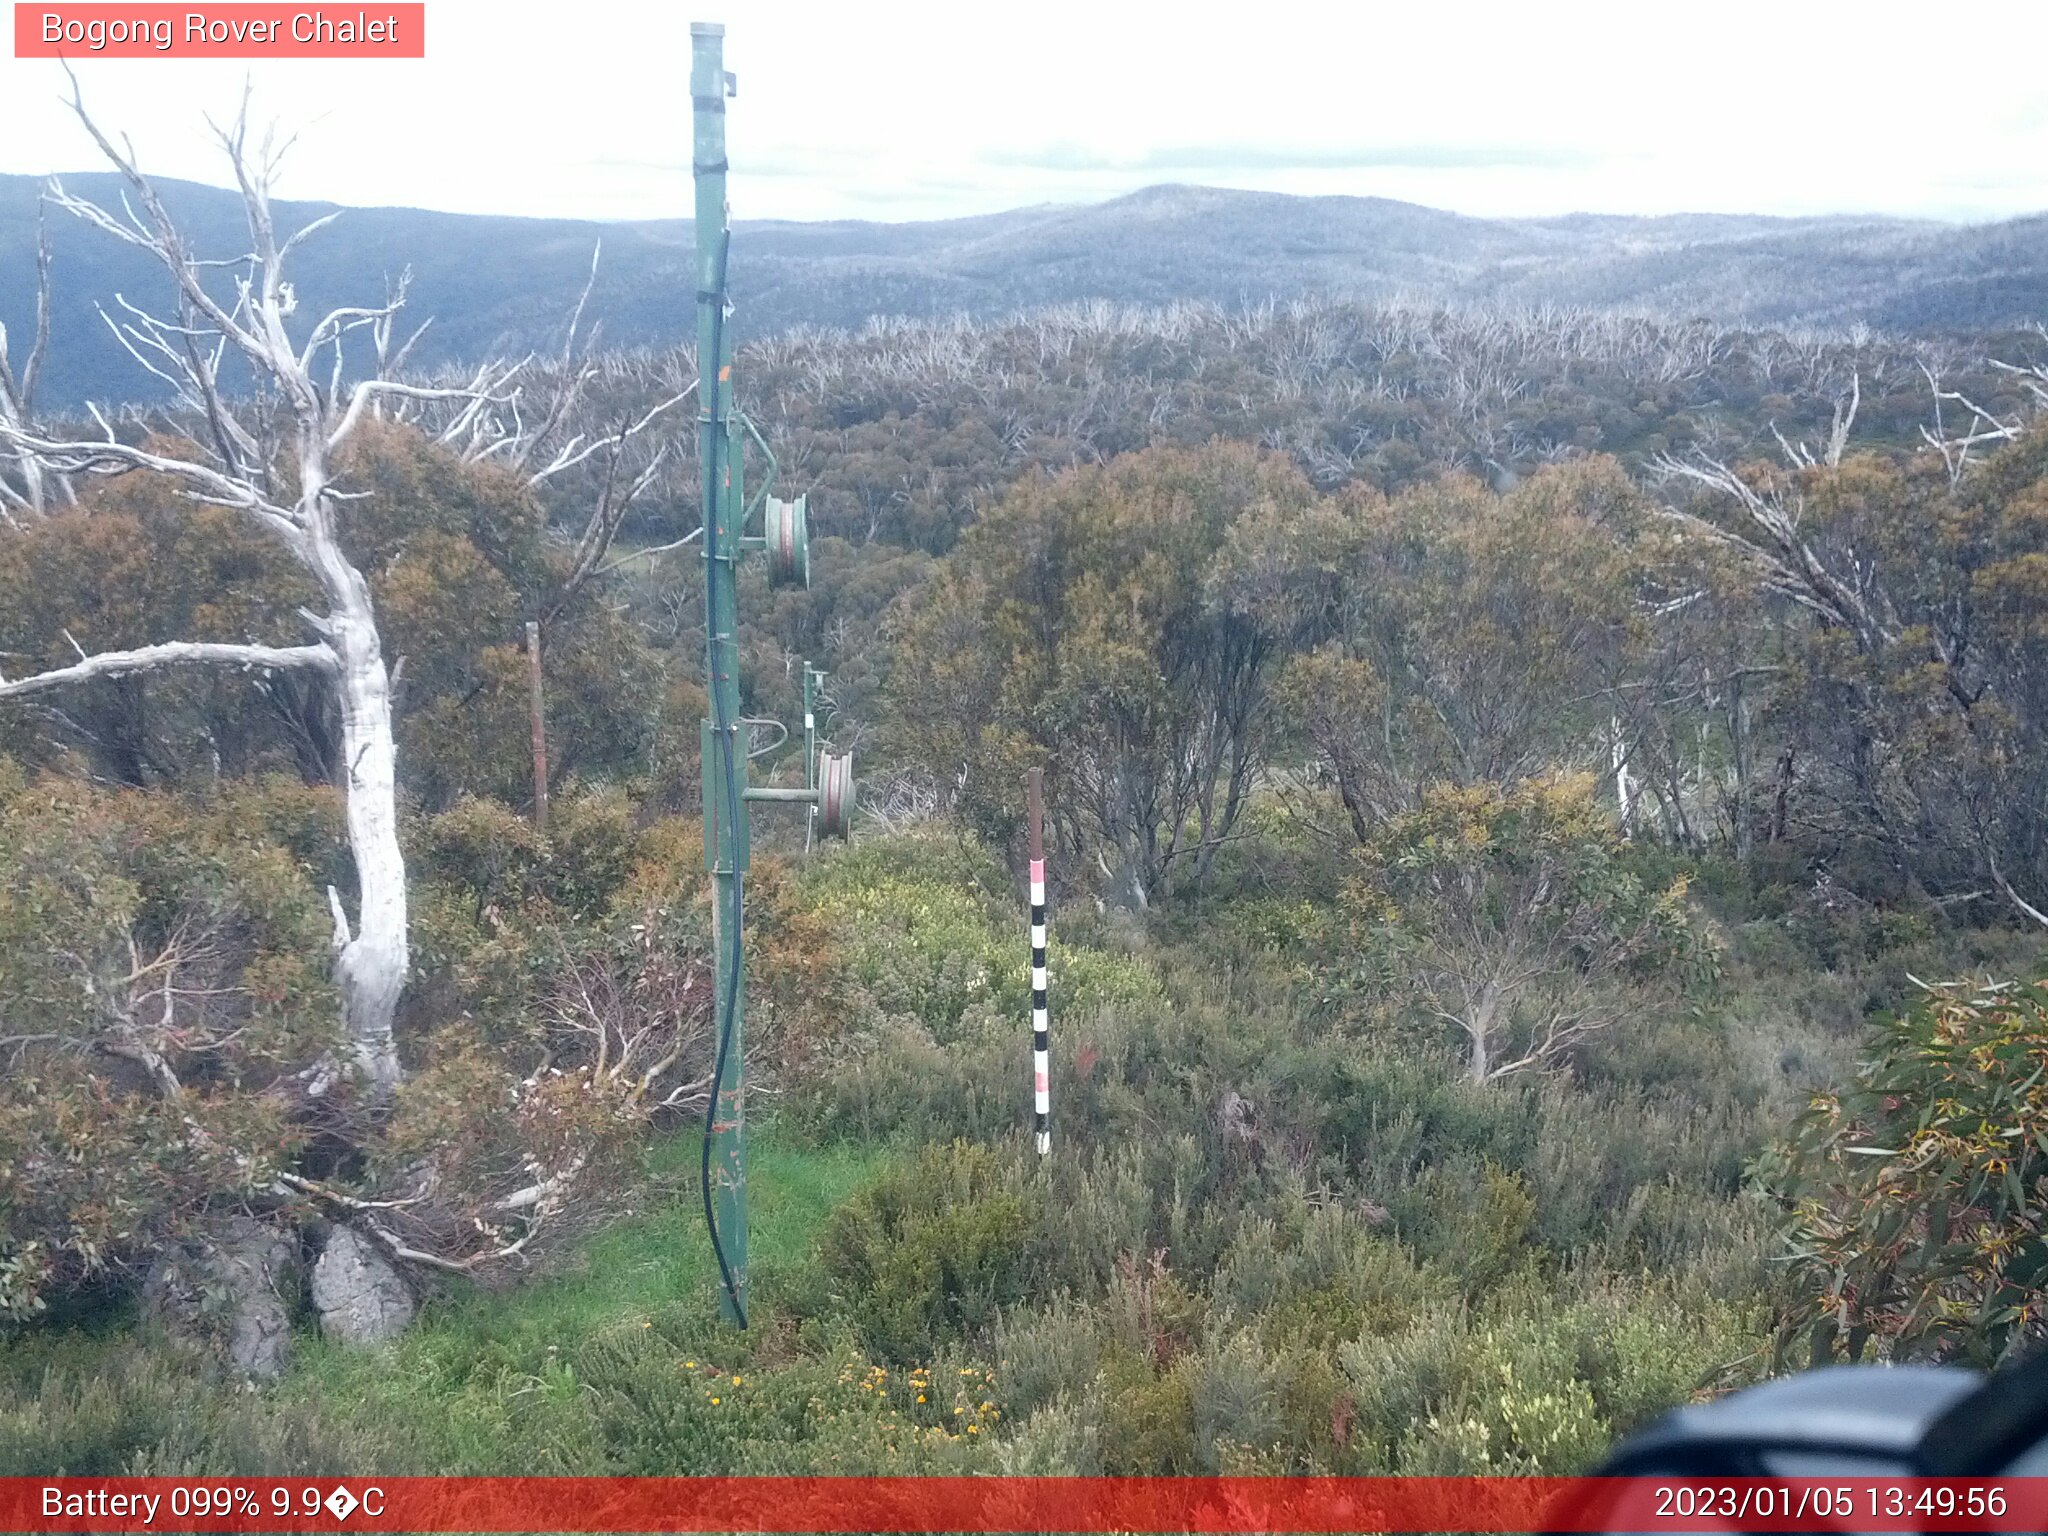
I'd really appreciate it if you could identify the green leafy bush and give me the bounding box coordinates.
[0,771,338,1319]
[816,1141,1040,1361]
[802,830,1158,1042]
[1761,977,2048,1368]
[1338,1276,1749,1474]
[1343,774,1712,1084]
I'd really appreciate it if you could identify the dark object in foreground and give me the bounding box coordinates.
[1600,1364,1981,1478]
[1559,1350,2048,1527]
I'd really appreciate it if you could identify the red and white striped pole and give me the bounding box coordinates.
[1027,767,1050,1156]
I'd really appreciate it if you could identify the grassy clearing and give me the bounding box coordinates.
[281,1133,895,1471]
[343,1135,883,1358]
[0,1133,894,1475]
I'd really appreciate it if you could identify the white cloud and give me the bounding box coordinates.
[2,0,2046,224]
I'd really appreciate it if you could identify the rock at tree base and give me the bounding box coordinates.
[141,1215,299,1380]
[311,1224,415,1346]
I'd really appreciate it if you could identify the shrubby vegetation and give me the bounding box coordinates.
[4,222,2048,1470]
[0,767,338,1318]
[1342,775,1709,1083]
[2,811,1795,1473]
[1763,977,2048,1370]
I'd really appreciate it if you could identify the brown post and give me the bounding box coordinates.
[526,619,549,831]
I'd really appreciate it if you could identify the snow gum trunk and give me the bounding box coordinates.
[325,555,406,1094]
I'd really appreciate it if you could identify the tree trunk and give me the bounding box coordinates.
[1105,839,1151,913]
[0,99,554,1110]
[327,571,407,1095]
[1770,746,1795,843]
[1732,680,1754,863]
[1465,982,1502,1084]
[1610,714,1635,839]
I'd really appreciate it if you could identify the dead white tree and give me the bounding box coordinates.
[1918,361,2021,489]
[1989,338,2048,414]
[1771,370,1860,470]
[384,245,695,622]
[274,917,714,1273]
[0,85,528,1096]
[1653,451,1899,655]
[0,201,69,523]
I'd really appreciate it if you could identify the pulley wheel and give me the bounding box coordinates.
[765,494,810,589]
[815,749,854,840]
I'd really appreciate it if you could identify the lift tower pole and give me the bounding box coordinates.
[692,19,747,1328]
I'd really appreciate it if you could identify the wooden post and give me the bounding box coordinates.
[526,620,548,832]
[1027,768,1049,1155]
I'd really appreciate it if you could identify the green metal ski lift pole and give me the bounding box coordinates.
[690,20,846,1330]
[692,18,749,1330]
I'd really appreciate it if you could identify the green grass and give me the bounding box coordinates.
[273,1132,892,1468]
[0,1128,897,1475]
[378,1133,878,1348]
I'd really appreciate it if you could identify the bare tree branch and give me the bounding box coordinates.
[0,640,336,698]
[327,371,521,454]
[1655,451,1898,651]
[0,424,305,541]
[1986,846,2048,932]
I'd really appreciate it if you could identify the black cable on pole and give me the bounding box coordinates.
[698,225,747,1329]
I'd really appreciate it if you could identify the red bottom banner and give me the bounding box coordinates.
[5,1475,2045,1533]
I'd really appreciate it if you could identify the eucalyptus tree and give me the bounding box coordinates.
[887,441,1312,905]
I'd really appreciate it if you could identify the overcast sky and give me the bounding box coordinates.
[4,0,2048,226]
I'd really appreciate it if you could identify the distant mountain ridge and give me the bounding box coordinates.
[4,172,2046,408]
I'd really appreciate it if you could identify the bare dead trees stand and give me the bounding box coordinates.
[0,204,62,523]
[1656,362,2048,932]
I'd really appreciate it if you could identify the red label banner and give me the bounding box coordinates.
[13,5,424,57]
[2,1476,2046,1533]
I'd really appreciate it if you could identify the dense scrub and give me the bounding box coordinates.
[10,809,2035,1473]
[4,298,2047,1472]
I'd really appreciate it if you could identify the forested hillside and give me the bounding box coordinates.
[5,131,2048,1479]
[10,170,2048,407]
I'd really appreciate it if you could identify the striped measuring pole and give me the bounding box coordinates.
[1027,768,1050,1155]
